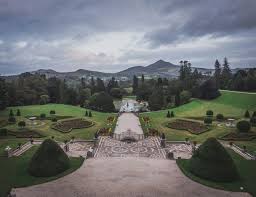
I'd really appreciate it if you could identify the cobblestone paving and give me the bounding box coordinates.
[164,143,193,159]
[95,137,165,158]
[66,141,94,157]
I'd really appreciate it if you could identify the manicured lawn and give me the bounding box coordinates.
[0,139,26,156]
[0,146,84,197]
[0,104,115,141]
[141,90,256,142]
[177,149,256,196]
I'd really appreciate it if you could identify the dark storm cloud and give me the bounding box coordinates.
[145,0,256,46]
[0,0,255,74]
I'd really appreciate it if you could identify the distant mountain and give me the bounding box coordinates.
[4,59,248,81]
[117,59,213,77]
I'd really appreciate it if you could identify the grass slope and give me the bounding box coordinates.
[0,104,114,141]
[0,146,84,197]
[141,90,256,142]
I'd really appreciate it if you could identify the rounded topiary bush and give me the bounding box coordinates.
[216,113,224,121]
[189,137,238,182]
[236,120,251,133]
[250,117,256,126]
[50,110,56,115]
[204,117,212,125]
[28,139,70,177]
[244,110,250,118]
[40,113,46,119]
[206,110,213,116]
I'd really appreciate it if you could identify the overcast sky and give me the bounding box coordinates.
[0,0,256,75]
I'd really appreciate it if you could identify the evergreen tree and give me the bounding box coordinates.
[90,77,95,94]
[175,93,181,106]
[214,59,221,88]
[16,109,21,116]
[132,75,139,94]
[85,111,88,116]
[9,109,14,117]
[221,57,232,88]
[148,88,164,110]
[244,110,250,118]
[89,111,92,117]
[95,78,105,92]
[166,111,170,118]
[171,111,174,117]
[141,74,145,84]
[0,78,8,110]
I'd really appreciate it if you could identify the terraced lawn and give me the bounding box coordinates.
[0,104,115,142]
[0,147,84,197]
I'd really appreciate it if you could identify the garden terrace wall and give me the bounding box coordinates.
[52,118,94,133]
[166,119,210,135]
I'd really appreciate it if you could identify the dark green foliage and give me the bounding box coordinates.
[204,117,212,124]
[16,109,21,116]
[85,111,88,116]
[110,88,123,99]
[175,93,181,106]
[89,111,92,117]
[0,78,8,110]
[132,75,139,94]
[40,113,46,119]
[88,92,115,112]
[206,110,214,116]
[50,110,55,115]
[0,128,7,136]
[9,109,14,117]
[166,111,170,118]
[250,116,256,126]
[28,139,70,177]
[171,111,174,117]
[216,113,224,121]
[52,117,57,122]
[8,116,16,123]
[199,79,220,100]
[18,121,26,128]
[236,120,251,133]
[148,88,164,110]
[252,111,256,117]
[189,138,238,182]
[244,110,250,118]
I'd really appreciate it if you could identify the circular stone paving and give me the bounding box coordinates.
[95,137,165,158]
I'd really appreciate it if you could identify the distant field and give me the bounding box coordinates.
[141,90,256,142]
[0,104,114,142]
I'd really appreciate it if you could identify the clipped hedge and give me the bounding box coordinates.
[28,139,70,177]
[216,113,224,121]
[236,120,251,133]
[206,110,213,116]
[189,138,238,182]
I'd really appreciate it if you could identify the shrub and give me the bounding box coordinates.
[89,111,92,117]
[250,117,256,126]
[88,92,115,112]
[0,128,7,136]
[8,116,16,123]
[50,110,56,115]
[9,109,14,117]
[28,139,70,177]
[180,90,192,104]
[16,109,21,116]
[216,113,224,121]
[52,117,57,122]
[204,117,212,125]
[40,113,46,119]
[244,110,250,118]
[85,111,88,116]
[252,111,256,117]
[18,121,26,128]
[206,110,213,116]
[170,111,174,117]
[189,137,238,182]
[236,120,251,133]
[166,111,170,118]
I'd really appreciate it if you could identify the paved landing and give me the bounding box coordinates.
[95,137,165,158]
[114,113,143,134]
[13,158,250,197]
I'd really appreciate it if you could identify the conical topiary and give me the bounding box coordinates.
[189,137,238,182]
[28,139,70,177]
[166,111,170,118]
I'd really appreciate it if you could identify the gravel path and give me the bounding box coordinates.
[13,158,250,197]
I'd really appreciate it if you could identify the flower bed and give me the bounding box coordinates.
[166,119,209,134]
[147,128,159,136]
[98,127,112,136]
[107,116,115,123]
[52,118,94,133]
[220,132,256,141]
[2,128,44,138]
[142,116,150,122]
